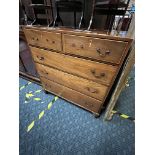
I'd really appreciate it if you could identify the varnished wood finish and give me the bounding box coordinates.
[41,77,102,114]
[36,63,109,101]
[23,26,133,116]
[30,46,118,86]
[104,42,135,120]
[63,34,128,64]
[23,28,62,51]
[41,31,62,51]
[23,26,132,42]
[23,29,42,47]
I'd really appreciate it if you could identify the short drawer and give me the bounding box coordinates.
[63,34,128,64]
[41,31,62,51]
[23,29,42,47]
[23,28,62,51]
[41,77,102,114]
[36,63,109,101]
[31,47,118,86]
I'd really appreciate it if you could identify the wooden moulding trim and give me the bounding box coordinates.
[19,71,41,85]
[22,26,133,42]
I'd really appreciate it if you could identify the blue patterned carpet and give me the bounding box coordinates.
[19,68,135,155]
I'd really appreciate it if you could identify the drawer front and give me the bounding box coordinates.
[41,77,102,114]
[23,29,42,47]
[23,28,62,51]
[41,31,62,51]
[31,47,118,86]
[36,63,109,101]
[63,34,128,64]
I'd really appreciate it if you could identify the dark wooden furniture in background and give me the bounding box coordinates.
[19,27,41,84]
[88,0,130,31]
[53,0,85,28]
[30,0,53,25]
[23,26,132,116]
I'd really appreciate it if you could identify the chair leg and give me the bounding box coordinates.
[48,20,54,27]
[53,15,57,27]
[108,15,115,32]
[87,14,94,31]
[53,8,63,27]
[57,13,63,26]
[74,11,76,28]
[31,7,40,25]
[31,19,37,25]
[78,11,84,29]
[87,0,95,31]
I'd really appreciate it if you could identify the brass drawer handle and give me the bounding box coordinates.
[41,70,48,75]
[86,87,98,93]
[46,39,55,44]
[80,45,84,49]
[96,48,111,57]
[32,37,39,41]
[84,102,94,108]
[45,72,48,75]
[91,69,105,78]
[37,56,44,61]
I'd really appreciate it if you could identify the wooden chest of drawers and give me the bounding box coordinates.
[23,26,132,116]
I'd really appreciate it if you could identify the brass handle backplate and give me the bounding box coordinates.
[32,37,39,41]
[37,56,44,61]
[86,87,98,93]
[96,48,111,57]
[91,69,105,78]
[41,70,48,75]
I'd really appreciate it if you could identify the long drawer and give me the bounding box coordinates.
[41,77,102,114]
[31,46,118,86]
[63,34,128,64]
[24,28,62,51]
[36,63,109,101]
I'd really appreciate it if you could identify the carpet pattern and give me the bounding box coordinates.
[19,68,135,155]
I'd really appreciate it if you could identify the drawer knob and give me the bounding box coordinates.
[45,72,48,75]
[37,56,44,61]
[96,48,111,57]
[86,87,98,93]
[46,39,49,42]
[80,45,84,49]
[32,37,39,41]
[91,69,105,78]
[41,71,48,75]
[52,41,55,44]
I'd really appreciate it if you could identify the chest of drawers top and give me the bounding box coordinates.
[23,26,132,65]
